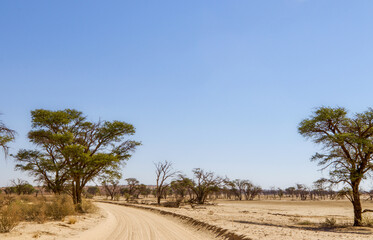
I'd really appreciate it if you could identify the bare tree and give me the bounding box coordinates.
[154,161,178,204]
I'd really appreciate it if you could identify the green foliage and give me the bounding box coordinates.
[0,117,15,158]
[170,176,194,198]
[86,186,100,196]
[299,107,373,226]
[10,179,35,195]
[191,168,224,204]
[14,109,140,205]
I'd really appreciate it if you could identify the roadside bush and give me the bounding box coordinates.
[297,220,313,225]
[321,217,337,228]
[80,199,97,213]
[362,215,373,227]
[162,201,181,208]
[85,193,94,199]
[67,216,77,224]
[46,195,75,220]
[21,201,47,223]
[0,203,21,233]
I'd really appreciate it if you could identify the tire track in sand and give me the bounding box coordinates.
[74,202,219,240]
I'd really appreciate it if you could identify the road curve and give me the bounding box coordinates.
[74,202,219,240]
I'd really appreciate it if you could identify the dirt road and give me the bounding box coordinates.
[73,202,219,240]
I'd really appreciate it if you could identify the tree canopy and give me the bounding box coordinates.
[0,116,15,158]
[299,106,373,226]
[14,109,140,208]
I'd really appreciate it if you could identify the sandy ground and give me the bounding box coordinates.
[3,199,373,240]
[1,202,219,240]
[126,199,373,240]
[75,202,219,240]
[1,209,105,240]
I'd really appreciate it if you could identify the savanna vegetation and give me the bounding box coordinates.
[3,106,373,234]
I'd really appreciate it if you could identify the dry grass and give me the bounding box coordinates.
[0,194,98,233]
[362,215,373,227]
[66,216,77,224]
[0,203,21,233]
[320,217,337,228]
[46,195,75,220]
[81,199,97,213]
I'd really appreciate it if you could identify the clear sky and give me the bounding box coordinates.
[1,1,373,189]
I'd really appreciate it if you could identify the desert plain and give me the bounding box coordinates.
[2,198,373,240]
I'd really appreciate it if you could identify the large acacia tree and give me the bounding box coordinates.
[299,107,373,226]
[14,109,140,209]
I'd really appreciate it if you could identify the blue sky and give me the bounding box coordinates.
[1,1,373,189]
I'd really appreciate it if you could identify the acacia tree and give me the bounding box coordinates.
[154,161,177,204]
[170,175,194,199]
[87,186,100,196]
[226,179,249,200]
[125,178,139,197]
[14,150,69,194]
[0,117,15,157]
[244,181,262,200]
[101,172,121,200]
[299,107,373,226]
[191,168,224,204]
[14,109,140,209]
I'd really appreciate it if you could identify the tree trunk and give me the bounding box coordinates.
[72,179,83,212]
[157,195,161,204]
[352,181,362,226]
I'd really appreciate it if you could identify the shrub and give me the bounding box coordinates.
[0,203,21,233]
[21,201,47,223]
[67,216,77,224]
[85,193,94,199]
[80,199,97,213]
[46,195,75,220]
[297,220,313,225]
[162,201,180,208]
[362,215,373,227]
[321,217,337,228]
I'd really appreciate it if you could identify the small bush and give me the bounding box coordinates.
[46,195,75,220]
[362,215,373,227]
[321,217,337,228]
[22,201,47,223]
[298,220,313,225]
[0,203,21,233]
[19,195,35,203]
[80,199,97,213]
[67,216,77,224]
[163,201,180,208]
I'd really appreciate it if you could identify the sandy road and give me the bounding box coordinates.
[73,202,219,240]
